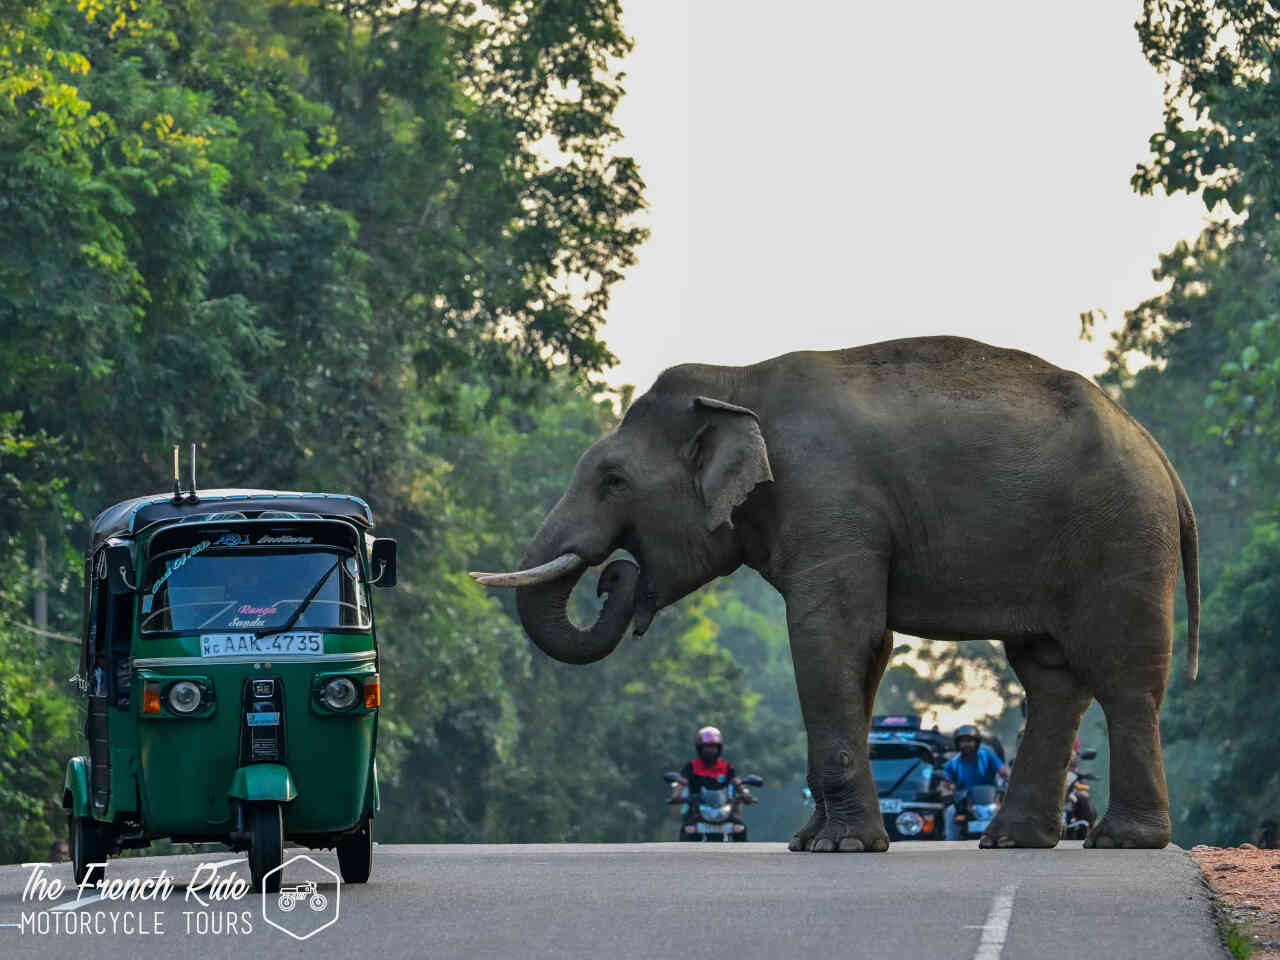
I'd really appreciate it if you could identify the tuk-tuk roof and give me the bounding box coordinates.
[89,489,374,550]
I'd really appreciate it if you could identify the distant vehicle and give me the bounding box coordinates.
[869,715,950,841]
[664,771,764,842]
[951,784,1001,839]
[1062,748,1098,840]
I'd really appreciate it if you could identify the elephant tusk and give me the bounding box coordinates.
[468,553,585,588]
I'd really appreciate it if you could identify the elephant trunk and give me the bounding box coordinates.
[515,553,639,665]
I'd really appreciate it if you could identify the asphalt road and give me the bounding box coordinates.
[0,842,1225,959]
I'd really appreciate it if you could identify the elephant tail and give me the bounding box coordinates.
[1149,436,1200,683]
[1174,469,1201,683]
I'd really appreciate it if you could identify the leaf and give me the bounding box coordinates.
[1227,182,1247,214]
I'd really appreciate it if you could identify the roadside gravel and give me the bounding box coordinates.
[1191,844,1280,958]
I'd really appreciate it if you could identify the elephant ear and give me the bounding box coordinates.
[689,396,774,531]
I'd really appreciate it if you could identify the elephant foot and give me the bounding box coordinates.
[804,819,889,854]
[788,806,826,852]
[1083,810,1170,850]
[978,811,1060,849]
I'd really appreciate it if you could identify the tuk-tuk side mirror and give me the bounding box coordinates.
[105,545,137,593]
[370,538,397,588]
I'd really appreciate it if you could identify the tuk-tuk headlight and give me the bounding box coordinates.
[320,677,359,711]
[167,680,204,715]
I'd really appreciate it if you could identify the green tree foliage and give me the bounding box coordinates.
[0,544,78,864]
[1163,522,1280,840]
[1134,0,1280,219]
[0,0,669,860]
[0,626,78,864]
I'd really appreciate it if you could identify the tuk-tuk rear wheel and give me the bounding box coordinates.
[336,819,372,884]
[69,814,107,888]
[248,803,283,894]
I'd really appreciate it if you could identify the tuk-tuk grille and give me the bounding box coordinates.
[238,676,286,765]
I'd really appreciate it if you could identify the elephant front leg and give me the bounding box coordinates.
[787,767,828,852]
[786,600,892,854]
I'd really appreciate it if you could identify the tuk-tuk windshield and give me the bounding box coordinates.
[140,548,370,634]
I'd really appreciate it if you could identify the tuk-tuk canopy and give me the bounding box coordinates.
[89,489,374,552]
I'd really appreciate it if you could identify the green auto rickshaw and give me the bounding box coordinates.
[64,486,396,892]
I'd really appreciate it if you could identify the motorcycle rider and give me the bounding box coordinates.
[938,724,1009,840]
[671,726,756,838]
[1065,737,1097,829]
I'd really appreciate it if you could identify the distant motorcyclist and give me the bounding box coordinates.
[671,727,757,826]
[938,725,1009,840]
[1065,737,1097,829]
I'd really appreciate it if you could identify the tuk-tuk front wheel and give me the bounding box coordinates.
[69,814,107,888]
[247,803,283,894]
[336,819,372,884]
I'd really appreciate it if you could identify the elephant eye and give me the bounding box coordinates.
[601,473,628,494]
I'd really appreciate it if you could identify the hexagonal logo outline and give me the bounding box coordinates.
[261,853,341,941]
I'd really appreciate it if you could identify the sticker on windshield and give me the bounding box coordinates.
[200,633,324,657]
[151,539,212,595]
[147,533,249,600]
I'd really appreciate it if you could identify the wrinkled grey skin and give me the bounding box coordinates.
[508,337,1199,852]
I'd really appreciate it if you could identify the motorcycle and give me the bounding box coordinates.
[950,782,1002,840]
[1062,748,1098,840]
[664,772,764,842]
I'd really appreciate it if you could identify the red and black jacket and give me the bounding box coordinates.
[682,756,736,793]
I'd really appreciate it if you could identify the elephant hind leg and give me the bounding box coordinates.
[1074,596,1174,850]
[981,635,1090,850]
[1084,689,1171,849]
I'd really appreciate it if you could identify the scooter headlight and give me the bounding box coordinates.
[320,677,359,711]
[895,811,925,836]
[167,680,204,715]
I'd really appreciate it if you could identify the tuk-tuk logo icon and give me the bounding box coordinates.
[261,854,340,940]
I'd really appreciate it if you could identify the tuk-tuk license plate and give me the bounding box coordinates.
[200,633,323,657]
[879,798,903,813]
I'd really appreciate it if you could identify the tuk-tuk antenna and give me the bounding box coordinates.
[186,442,200,503]
[172,445,183,503]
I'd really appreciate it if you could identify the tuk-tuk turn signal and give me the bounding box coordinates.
[142,682,163,715]
[363,674,380,709]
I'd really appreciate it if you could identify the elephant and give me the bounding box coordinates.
[471,336,1199,852]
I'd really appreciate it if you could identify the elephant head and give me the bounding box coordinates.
[470,387,774,664]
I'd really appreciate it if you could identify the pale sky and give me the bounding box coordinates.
[603,2,1210,394]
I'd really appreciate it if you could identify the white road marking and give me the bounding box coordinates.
[972,883,1017,960]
